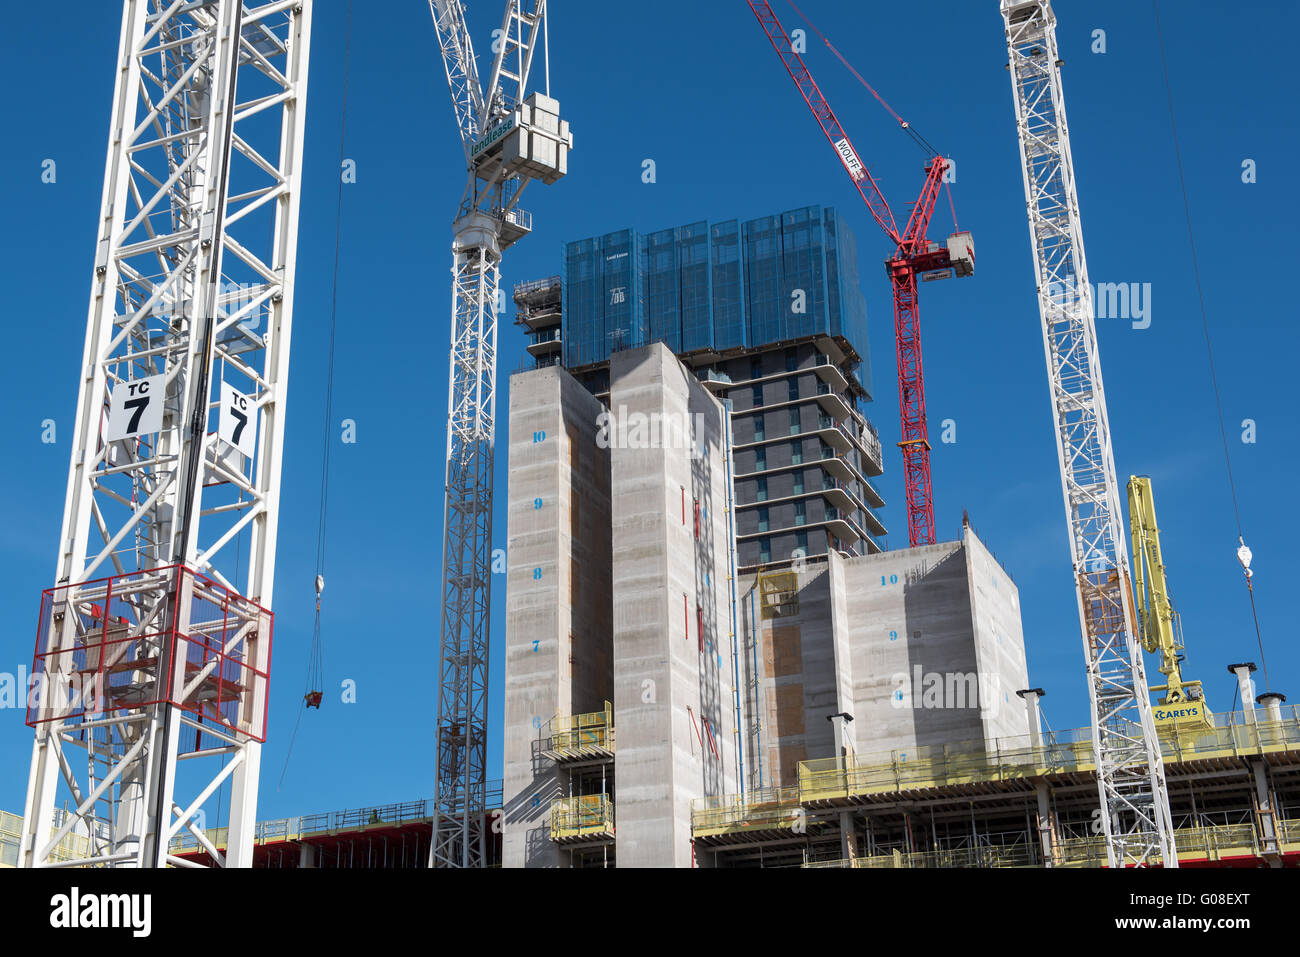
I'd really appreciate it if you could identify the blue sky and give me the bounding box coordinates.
[1,0,1296,823]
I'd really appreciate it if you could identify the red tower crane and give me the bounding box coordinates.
[749,1,974,547]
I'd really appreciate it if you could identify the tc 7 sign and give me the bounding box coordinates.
[219,382,258,459]
[106,375,165,441]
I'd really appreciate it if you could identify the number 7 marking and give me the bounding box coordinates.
[124,397,149,434]
[229,406,248,445]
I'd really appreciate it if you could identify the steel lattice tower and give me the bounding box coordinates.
[19,0,312,868]
[1001,0,1176,867]
[427,0,571,868]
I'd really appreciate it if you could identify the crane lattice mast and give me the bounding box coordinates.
[749,1,974,547]
[20,0,312,868]
[1001,0,1176,868]
[426,0,571,868]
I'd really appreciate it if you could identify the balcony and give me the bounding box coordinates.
[854,474,885,508]
[823,506,871,546]
[819,446,855,481]
[811,354,850,392]
[813,420,853,456]
[736,498,881,548]
[816,426,881,479]
[817,450,881,514]
[526,326,562,357]
[515,305,561,332]
[550,795,616,844]
[821,479,866,517]
[815,382,854,423]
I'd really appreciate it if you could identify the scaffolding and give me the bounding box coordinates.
[515,274,563,370]
[758,571,800,620]
[550,795,616,842]
[543,704,615,760]
[693,707,1300,868]
[539,706,617,864]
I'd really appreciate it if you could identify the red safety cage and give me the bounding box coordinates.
[27,565,272,746]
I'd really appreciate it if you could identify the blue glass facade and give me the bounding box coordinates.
[561,206,870,392]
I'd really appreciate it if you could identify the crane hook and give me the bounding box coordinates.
[1236,537,1253,582]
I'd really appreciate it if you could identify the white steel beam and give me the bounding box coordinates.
[1000,0,1176,868]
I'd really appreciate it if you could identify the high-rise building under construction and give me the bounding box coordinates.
[503,207,1034,867]
[518,205,888,571]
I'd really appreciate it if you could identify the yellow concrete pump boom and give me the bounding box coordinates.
[1127,475,1205,710]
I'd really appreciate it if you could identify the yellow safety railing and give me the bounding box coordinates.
[806,845,1041,869]
[1168,823,1260,862]
[550,794,615,841]
[0,810,21,868]
[803,822,1270,869]
[173,826,231,854]
[1040,823,1261,868]
[691,787,801,836]
[796,736,1094,802]
[547,703,614,757]
[694,711,1300,836]
[795,714,1300,804]
[1,809,104,867]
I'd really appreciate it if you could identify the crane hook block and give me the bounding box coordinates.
[315,574,324,596]
[305,690,323,710]
[1236,539,1253,575]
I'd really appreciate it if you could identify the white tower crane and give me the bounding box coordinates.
[19,0,312,868]
[1001,0,1176,867]
[426,0,572,868]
